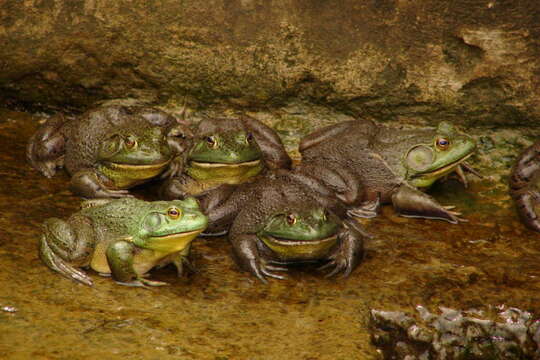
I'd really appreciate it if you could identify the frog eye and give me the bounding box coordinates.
[206,136,218,149]
[322,210,328,221]
[246,133,254,143]
[286,213,297,225]
[435,137,450,150]
[167,207,182,219]
[125,135,138,149]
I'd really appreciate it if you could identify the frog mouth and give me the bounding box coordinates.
[263,234,338,246]
[146,228,205,252]
[260,234,339,259]
[189,159,261,168]
[103,159,171,171]
[414,153,473,179]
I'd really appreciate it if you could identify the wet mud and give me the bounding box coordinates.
[1,109,539,359]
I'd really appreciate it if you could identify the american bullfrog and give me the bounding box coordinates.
[299,120,479,223]
[230,200,364,282]
[27,105,191,198]
[39,197,208,287]
[160,115,291,199]
[509,141,540,232]
[195,170,366,281]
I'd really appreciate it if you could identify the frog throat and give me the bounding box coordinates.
[142,228,204,253]
[260,234,338,261]
[98,160,171,189]
[186,159,263,184]
[409,153,473,188]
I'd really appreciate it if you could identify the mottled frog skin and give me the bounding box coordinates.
[39,197,208,287]
[160,115,291,200]
[299,119,479,223]
[27,105,191,198]
[196,170,367,282]
[510,141,540,232]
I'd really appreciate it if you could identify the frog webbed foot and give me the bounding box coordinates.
[319,219,365,278]
[26,114,68,178]
[159,177,190,200]
[347,195,381,219]
[391,184,465,224]
[71,170,133,198]
[232,234,288,283]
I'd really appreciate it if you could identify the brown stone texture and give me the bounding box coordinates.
[1,0,539,124]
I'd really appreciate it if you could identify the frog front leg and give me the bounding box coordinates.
[39,216,95,286]
[70,169,132,198]
[241,115,292,170]
[231,234,288,283]
[26,114,68,178]
[161,126,193,179]
[391,184,464,223]
[106,241,167,287]
[171,243,196,277]
[319,219,365,278]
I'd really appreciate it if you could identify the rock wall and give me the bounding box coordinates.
[1,0,539,126]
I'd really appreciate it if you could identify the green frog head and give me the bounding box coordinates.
[186,130,264,183]
[257,205,340,261]
[134,197,208,252]
[97,125,173,188]
[403,122,476,188]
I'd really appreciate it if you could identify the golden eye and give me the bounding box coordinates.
[125,136,137,149]
[167,207,182,219]
[246,133,253,144]
[436,137,450,150]
[206,136,217,149]
[286,213,296,225]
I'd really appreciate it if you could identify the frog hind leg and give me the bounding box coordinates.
[70,169,132,198]
[241,115,292,170]
[299,121,355,153]
[391,184,463,224]
[39,217,94,286]
[26,114,68,178]
[106,241,168,287]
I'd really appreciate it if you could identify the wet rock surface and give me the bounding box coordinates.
[371,306,540,359]
[1,1,539,127]
[1,109,540,359]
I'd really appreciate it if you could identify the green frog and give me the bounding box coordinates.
[27,105,191,198]
[298,120,479,223]
[39,197,208,287]
[160,115,291,199]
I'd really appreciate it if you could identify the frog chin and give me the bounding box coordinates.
[186,159,263,184]
[99,159,171,188]
[143,229,204,253]
[260,234,338,261]
[409,153,473,188]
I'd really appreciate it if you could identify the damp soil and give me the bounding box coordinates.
[1,109,539,359]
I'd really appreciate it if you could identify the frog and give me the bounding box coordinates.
[230,200,364,282]
[27,105,192,198]
[509,140,540,232]
[160,115,291,200]
[39,197,208,287]
[192,169,367,281]
[298,119,479,223]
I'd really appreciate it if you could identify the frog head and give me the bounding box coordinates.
[134,197,208,253]
[186,130,264,184]
[403,122,476,188]
[98,125,173,188]
[258,205,340,261]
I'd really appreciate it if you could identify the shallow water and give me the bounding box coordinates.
[1,109,539,359]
